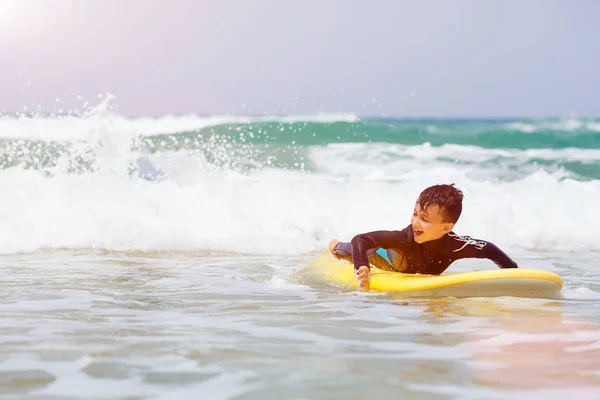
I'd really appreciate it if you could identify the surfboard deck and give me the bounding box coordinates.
[309,252,563,299]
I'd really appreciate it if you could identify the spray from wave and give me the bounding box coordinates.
[0,98,598,254]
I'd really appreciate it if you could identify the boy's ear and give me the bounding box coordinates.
[443,222,455,232]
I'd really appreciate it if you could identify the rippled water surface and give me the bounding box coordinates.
[1,251,600,399]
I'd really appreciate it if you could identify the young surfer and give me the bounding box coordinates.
[328,184,518,288]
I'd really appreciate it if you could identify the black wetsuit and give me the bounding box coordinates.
[334,224,518,275]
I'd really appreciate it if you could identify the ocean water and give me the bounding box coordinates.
[1,103,600,399]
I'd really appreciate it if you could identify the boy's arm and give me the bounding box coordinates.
[449,235,518,269]
[350,228,411,270]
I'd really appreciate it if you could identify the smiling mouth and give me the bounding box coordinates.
[414,230,423,236]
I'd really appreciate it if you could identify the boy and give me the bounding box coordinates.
[328,184,518,288]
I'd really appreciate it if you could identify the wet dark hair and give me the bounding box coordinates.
[417,184,463,223]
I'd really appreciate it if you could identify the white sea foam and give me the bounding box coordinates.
[505,117,600,133]
[0,113,598,255]
[562,287,600,301]
[0,155,598,255]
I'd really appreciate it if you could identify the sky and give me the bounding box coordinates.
[0,0,599,117]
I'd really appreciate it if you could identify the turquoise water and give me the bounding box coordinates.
[1,111,599,398]
[3,116,600,179]
[164,118,600,149]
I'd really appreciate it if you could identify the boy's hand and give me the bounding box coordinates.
[356,265,370,289]
[328,239,341,259]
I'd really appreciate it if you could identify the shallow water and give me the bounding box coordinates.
[2,108,600,399]
[1,250,599,399]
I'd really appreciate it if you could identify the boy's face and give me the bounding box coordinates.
[411,202,454,243]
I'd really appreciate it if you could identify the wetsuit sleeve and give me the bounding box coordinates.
[350,227,411,270]
[451,237,518,269]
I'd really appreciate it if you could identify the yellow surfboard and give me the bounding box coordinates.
[309,252,563,299]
